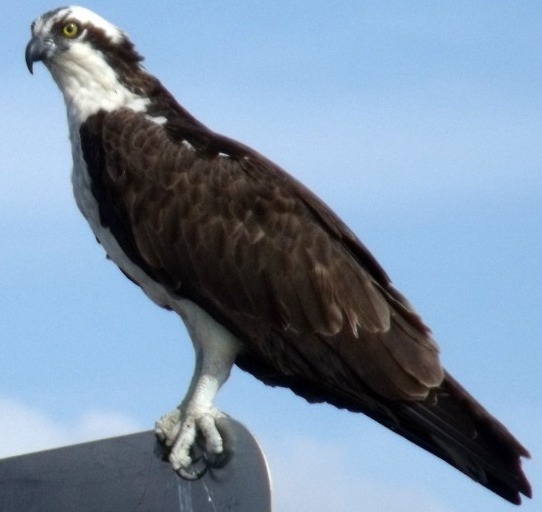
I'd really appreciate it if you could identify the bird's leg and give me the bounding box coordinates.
[155,300,241,476]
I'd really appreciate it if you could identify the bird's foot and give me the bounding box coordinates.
[155,406,229,479]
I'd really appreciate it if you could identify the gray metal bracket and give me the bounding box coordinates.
[0,417,272,511]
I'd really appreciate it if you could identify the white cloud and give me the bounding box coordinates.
[0,396,141,459]
[265,434,453,512]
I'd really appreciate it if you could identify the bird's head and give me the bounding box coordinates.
[25,6,142,74]
[25,7,155,125]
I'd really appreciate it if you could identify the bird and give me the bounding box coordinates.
[25,6,531,503]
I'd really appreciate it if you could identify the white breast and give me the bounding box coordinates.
[70,135,173,309]
[69,129,232,343]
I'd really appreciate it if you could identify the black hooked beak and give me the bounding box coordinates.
[25,36,50,74]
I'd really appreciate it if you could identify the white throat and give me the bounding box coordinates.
[48,43,150,131]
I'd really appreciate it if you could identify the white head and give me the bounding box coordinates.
[26,6,149,126]
[29,6,125,50]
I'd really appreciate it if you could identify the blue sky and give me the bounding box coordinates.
[1,2,541,510]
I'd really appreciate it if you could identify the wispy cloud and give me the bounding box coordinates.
[0,396,141,458]
[265,434,452,512]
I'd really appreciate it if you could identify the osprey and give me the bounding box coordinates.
[26,6,531,503]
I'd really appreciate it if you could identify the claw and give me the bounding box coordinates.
[175,434,231,480]
[176,454,208,481]
[156,408,234,478]
[203,447,230,469]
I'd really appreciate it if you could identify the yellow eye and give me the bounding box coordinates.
[62,22,79,38]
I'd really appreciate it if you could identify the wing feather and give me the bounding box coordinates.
[83,108,443,398]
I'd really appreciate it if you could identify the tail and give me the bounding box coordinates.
[382,372,531,504]
[237,356,531,503]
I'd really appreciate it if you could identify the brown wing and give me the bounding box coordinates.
[81,108,443,400]
[79,108,530,503]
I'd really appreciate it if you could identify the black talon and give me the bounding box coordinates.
[176,454,208,481]
[168,416,235,480]
[203,448,230,469]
